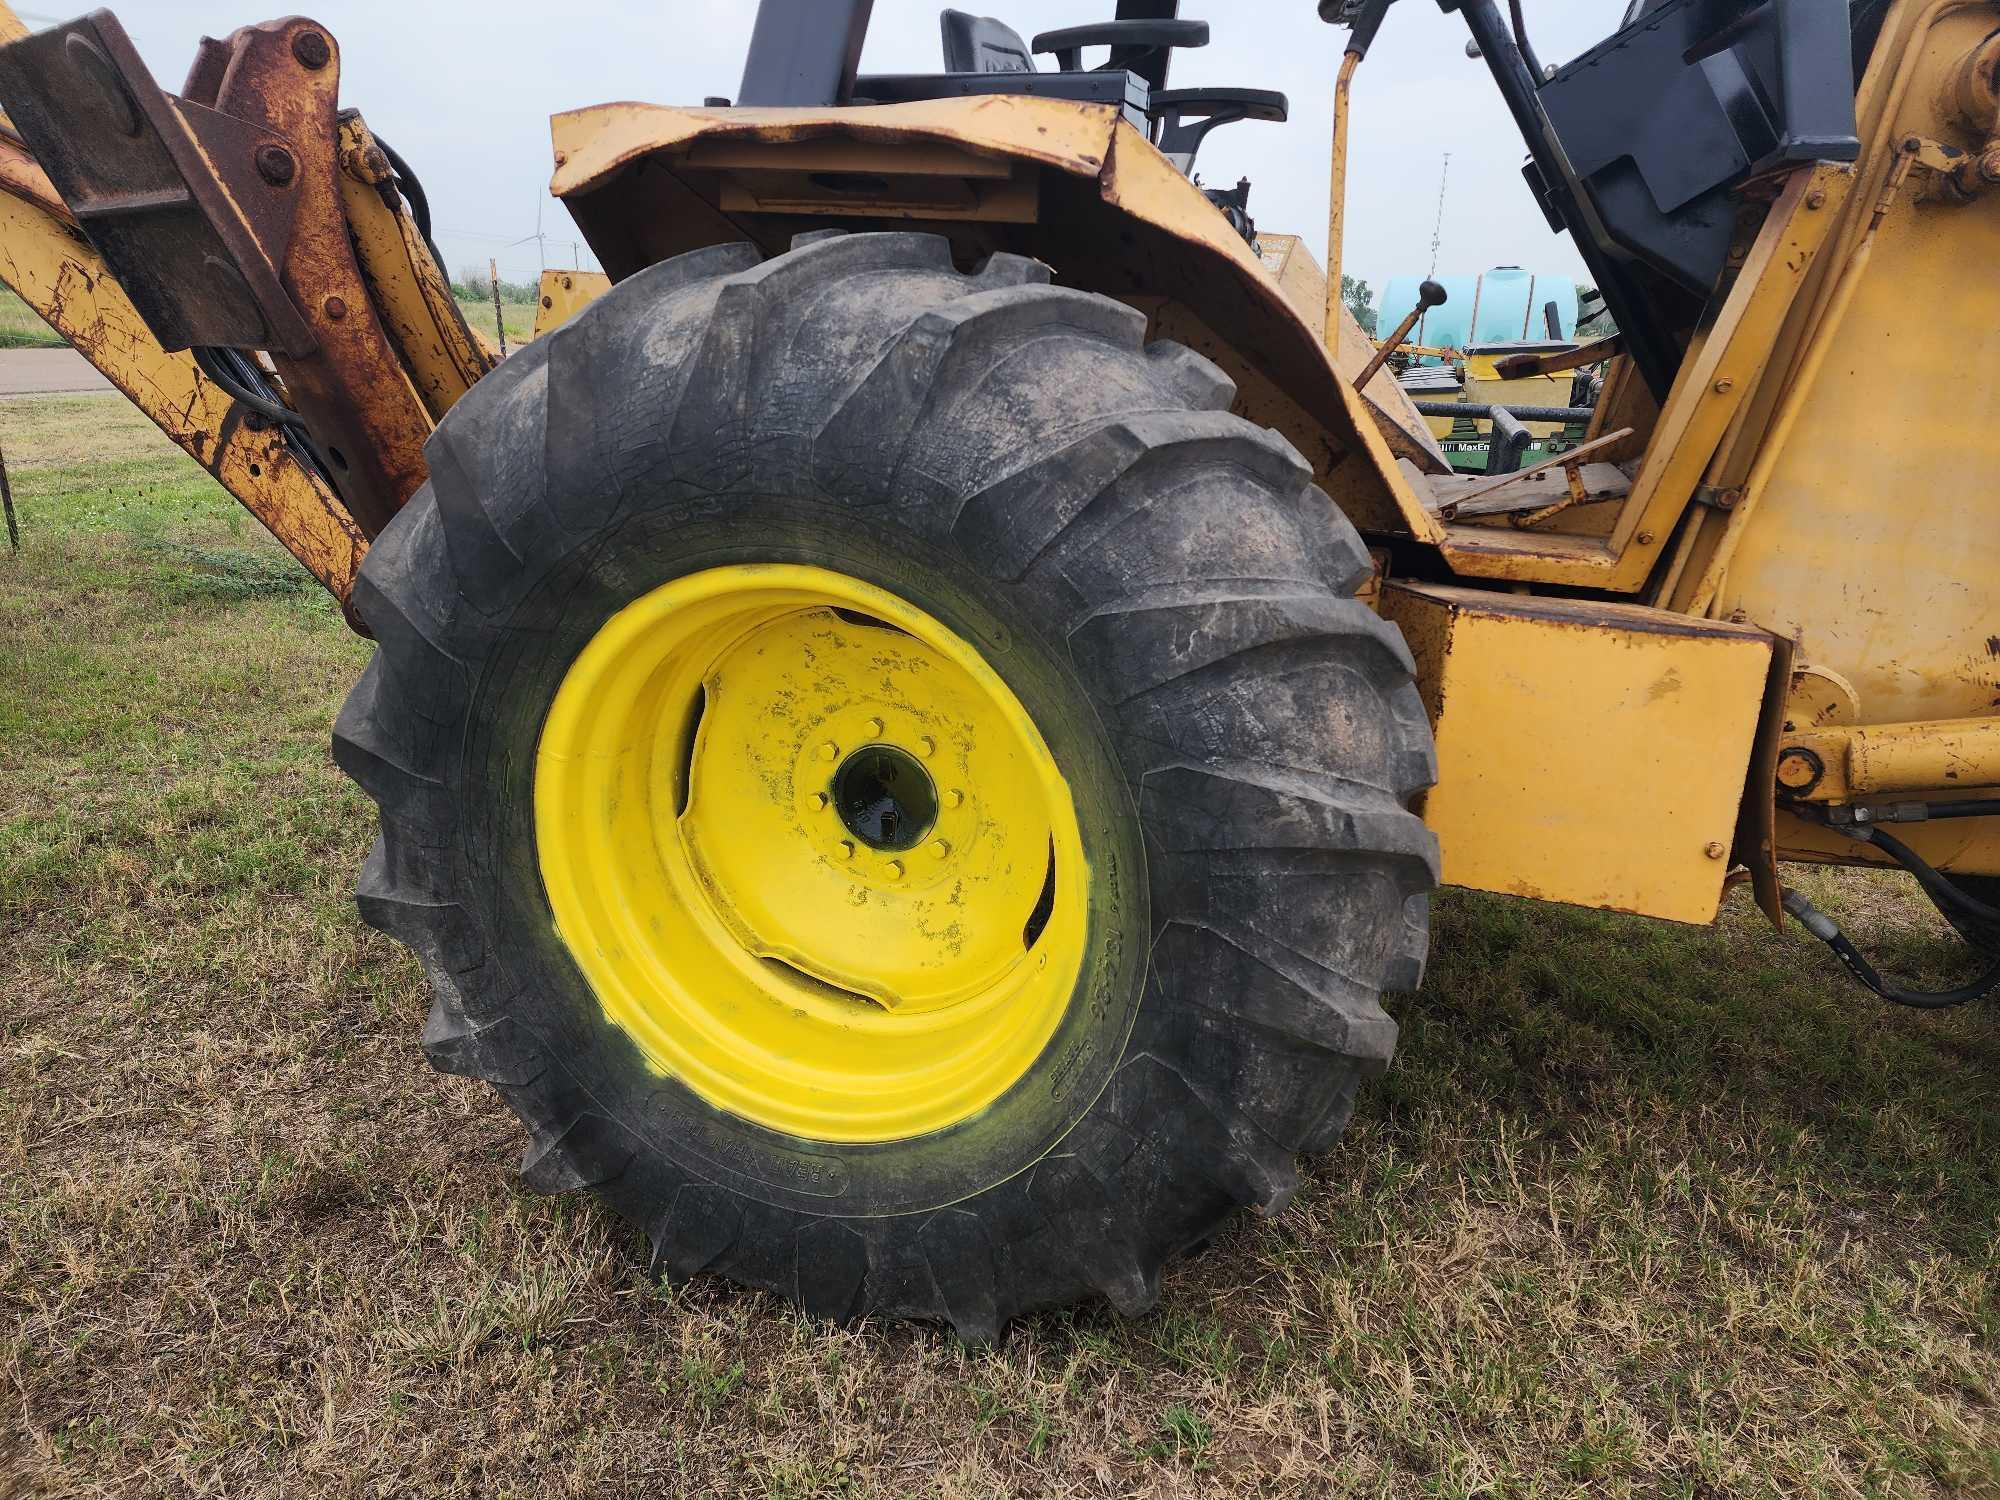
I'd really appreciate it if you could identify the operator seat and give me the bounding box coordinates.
[941,12,1036,73]
[857,10,1284,183]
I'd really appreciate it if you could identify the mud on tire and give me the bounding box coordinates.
[333,231,1438,1340]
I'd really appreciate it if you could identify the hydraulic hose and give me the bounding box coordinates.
[1782,888,2000,1009]
[191,345,299,427]
[374,133,445,272]
[190,346,339,493]
[1781,801,2000,1008]
[1509,0,1544,80]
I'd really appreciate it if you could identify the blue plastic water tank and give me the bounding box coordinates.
[1380,267,1578,355]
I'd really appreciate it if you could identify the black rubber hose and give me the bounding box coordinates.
[374,136,431,241]
[1782,888,2000,1009]
[1925,801,2000,820]
[1509,0,1545,80]
[191,347,341,494]
[374,134,445,271]
[191,346,299,426]
[1779,811,2000,1006]
[1864,826,2000,925]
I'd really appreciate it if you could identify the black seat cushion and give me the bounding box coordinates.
[941,10,1036,74]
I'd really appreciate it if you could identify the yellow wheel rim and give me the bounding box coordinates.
[534,564,1090,1143]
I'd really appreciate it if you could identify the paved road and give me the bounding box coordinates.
[0,348,114,395]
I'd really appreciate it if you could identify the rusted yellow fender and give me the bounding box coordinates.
[549,96,1448,547]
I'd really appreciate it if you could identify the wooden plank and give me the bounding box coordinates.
[1424,462,1632,520]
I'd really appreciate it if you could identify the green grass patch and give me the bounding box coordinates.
[454,295,537,346]
[0,288,64,349]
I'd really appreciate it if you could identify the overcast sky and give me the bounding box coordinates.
[92,1,1630,298]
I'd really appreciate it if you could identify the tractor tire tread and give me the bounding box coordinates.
[336,230,1437,1341]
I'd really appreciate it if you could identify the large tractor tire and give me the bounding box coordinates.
[333,232,1438,1339]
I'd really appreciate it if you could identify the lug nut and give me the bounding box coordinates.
[835,840,855,860]
[808,791,829,811]
[884,860,904,880]
[863,717,884,739]
[817,741,839,762]
[930,839,951,858]
[291,30,331,69]
[945,789,964,808]
[916,736,935,759]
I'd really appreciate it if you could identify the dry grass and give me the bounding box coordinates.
[2,393,1997,1497]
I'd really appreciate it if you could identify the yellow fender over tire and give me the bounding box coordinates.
[334,231,1438,1340]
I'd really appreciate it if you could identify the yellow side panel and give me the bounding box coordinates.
[1381,582,1774,924]
[1695,6,2000,731]
[1713,13,2000,723]
[533,269,611,339]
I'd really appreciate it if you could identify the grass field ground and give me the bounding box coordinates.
[0,291,64,351]
[2,393,1996,1497]
[454,295,539,347]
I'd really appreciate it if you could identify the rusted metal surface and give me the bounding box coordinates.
[179,19,432,537]
[0,13,434,539]
[0,183,367,604]
[336,112,493,420]
[549,97,1443,544]
[0,13,315,354]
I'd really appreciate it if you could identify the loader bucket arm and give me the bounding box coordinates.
[0,7,488,614]
[0,114,368,606]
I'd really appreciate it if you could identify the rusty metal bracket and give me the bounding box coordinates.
[0,12,433,537]
[175,18,432,536]
[0,12,313,354]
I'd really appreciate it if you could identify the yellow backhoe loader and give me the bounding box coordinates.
[0,0,1993,1339]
